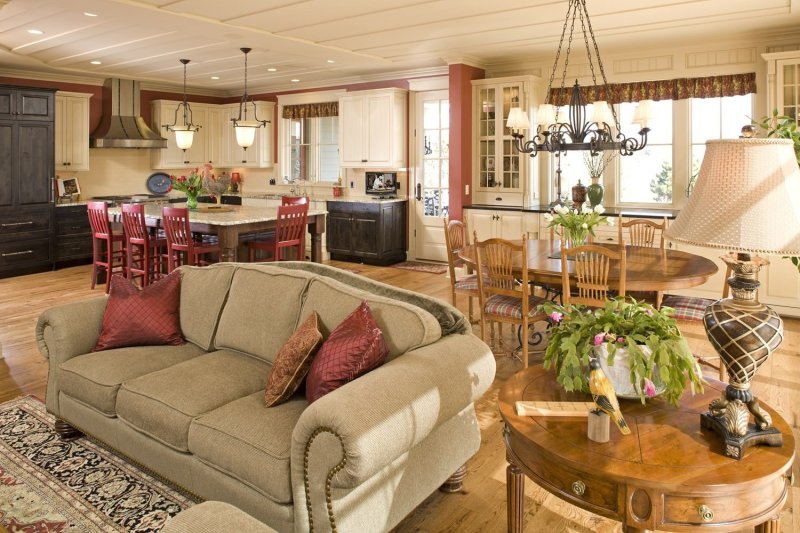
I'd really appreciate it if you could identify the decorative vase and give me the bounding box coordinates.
[571,179,587,208]
[593,344,665,400]
[566,227,588,248]
[587,176,604,208]
[186,194,198,210]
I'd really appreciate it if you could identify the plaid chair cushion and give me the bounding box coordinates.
[661,294,715,321]
[453,275,479,292]
[484,294,547,319]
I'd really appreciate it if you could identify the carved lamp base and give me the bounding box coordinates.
[700,412,782,460]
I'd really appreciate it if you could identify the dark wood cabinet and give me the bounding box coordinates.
[0,85,55,277]
[326,200,406,265]
[54,205,92,264]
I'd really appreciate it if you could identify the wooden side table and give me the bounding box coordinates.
[499,366,795,532]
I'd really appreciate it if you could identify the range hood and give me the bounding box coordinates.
[90,78,167,149]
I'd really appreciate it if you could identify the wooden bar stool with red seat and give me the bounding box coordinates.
[86,201,126,293]
[247,203,309,262]
[162,206,220,272]
[121,203,167,287]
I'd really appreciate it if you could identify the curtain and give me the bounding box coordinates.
[548,73,756,105]
[282,102,338,119]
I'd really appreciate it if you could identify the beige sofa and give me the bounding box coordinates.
[36,262,496,533]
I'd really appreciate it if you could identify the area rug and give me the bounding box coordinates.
[0,396,197,532]
[391,261,448,274]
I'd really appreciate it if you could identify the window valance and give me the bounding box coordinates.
[282,102,338,119]
[548,72,756,106]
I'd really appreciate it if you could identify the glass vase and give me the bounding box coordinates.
[567,228,588,248]
[186,194,198,210]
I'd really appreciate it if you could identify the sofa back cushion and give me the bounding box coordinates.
[299,276,441,360]
[214,265,314,363]
[179,264,237,350]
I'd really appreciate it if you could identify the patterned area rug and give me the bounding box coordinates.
[391,261,448,274]
[0,396,197,532]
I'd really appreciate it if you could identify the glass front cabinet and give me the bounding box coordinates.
[472,75,542,207]
[762,51,800,121]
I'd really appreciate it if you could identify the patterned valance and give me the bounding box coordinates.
[548,73,756,106]
[282,102,338,119]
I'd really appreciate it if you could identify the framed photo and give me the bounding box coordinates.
[57,177,80,196]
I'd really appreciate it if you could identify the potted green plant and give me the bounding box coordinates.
[540,297,705,405]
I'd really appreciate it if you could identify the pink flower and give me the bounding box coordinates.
[604,333,615,342]
[617,336,625,344]
[549,311,563,323]
[644,378,657,398]
[592,332,605,346]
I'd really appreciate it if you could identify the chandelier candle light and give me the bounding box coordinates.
[163,59,200,152]
[665,138,800,459]
[232,47,270,152]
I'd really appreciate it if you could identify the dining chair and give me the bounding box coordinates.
[247,203,309,262]
[560,242,626,307]
[281,196,309,205]
[474,234,548,369]
[618,216,667,307]
[86,201,126,293]
[443,218,479,323]
[121,203,166,287]
[162,206,220,272]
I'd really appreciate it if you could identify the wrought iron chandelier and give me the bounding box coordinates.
[232,47,270,150]
[506,0,653,157]
[163,59,200,152]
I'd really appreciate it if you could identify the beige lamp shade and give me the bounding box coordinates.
[535,104,557,127]
[590,101,614,126]
[665,138,800,256]
[506,107,530,131]
[173,127,195,150]
[234,122,259,148]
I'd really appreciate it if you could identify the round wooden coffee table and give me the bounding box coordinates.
[498,366,795,532]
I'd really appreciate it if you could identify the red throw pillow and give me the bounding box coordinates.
[264,312,323,407]
[94,273,184,351]
[305,301,389,404]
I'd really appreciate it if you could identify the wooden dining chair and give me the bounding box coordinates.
[247,203,309,262]
[618,216,667,307]
[560,242,626,307]
[86,201,126,293]
[121,203,166,287]
[444,218,479,323]
[474,234,548,369]
[162,207,220,272]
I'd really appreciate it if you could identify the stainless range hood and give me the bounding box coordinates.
[90,78,167,148]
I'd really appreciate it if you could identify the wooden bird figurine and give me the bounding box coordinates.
[588,358,631,435]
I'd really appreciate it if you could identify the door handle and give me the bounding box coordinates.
[416,183,422,201]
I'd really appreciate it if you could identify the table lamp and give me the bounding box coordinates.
[665,138,800,459]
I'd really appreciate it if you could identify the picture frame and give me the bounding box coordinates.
[57,177,80,196]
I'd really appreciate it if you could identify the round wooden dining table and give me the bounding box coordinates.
[458,239,719,292]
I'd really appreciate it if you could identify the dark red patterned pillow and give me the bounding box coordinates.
[264,312,323,407]
[305,301,388,404]
[94,272,184,351]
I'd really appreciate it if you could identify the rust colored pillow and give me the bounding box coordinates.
[93,272,184,351]
[264,312,323,407]
[305,301,389,404]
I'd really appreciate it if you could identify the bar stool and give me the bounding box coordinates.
[121,203,167,287]
[247,203,309,262]
[162,206,220,272]
[86,201,126,293]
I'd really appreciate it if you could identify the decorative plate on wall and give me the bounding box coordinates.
[146,172,172,194]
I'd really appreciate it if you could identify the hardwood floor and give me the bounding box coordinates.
[1,262,798,532]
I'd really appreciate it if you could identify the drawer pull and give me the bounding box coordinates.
[571,480,585,496]
[2,221,34,227]
[2,250,34,257]
[698,505,714,522]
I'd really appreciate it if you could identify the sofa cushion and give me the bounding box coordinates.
[116,350,270,451]
[306,301,388,404]
[178,264,238,350]
[299,276,441,360]
[214,265,314,363]
[188,392,307,504]
[264,311,322,407]
[58,343,206,416]
[94,272,184,351]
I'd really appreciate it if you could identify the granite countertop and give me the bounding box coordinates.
[107,203,327,226]
[55,201,91,207]
[465,203,679,219]
[239,193,406,204]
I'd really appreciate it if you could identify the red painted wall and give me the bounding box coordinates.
[448,64,484,221]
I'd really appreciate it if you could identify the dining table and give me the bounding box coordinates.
[107,202,327,263]
[458,239,719,293]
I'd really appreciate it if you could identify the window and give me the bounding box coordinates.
[286,116,339,182]
[422,99,449,217]
[618,100,673,204]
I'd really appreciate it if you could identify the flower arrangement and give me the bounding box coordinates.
[540,297,704,405]
[543,204,612,246]
[583,151,616,178]
[170,164,212,209]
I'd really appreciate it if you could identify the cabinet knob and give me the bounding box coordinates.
[571,480,586,496]
[361,159,368,163]
[697,505,714,522]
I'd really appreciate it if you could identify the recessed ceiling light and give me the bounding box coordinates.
[83,12,98,17]
[326,59,335,63]
[210,76,220,80]
[27,29,44,35]
[267,68,277,72]
[291,79,300,83]
[90,60,102,65]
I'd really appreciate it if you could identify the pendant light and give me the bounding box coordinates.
[163,59,200,151]
[232,47,269,150]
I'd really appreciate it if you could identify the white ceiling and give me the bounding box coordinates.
[0,0,798,94]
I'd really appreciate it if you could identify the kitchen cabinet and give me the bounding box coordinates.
[762,51,800,123]
[0,86,54,121]
[55,92,91,171]
[327,200,406,265]
[54,205,92,264]
[150,100,209,169]
[339,88,407,168]
[467,208,523,242]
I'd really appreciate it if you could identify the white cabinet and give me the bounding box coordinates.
[467,209,523,242]
[151,100,209,169]
[339,88,407,168]
[762,51,800,122]
[55,92,91,171]
[215,102,274,168]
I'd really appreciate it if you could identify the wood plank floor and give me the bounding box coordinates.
[0,262,797,532]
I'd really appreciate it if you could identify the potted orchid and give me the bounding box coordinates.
[540,297,704,405]
[544,204,612,247]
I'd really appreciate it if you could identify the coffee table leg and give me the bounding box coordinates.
[754,516,781,533]
[507,462,524,533]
